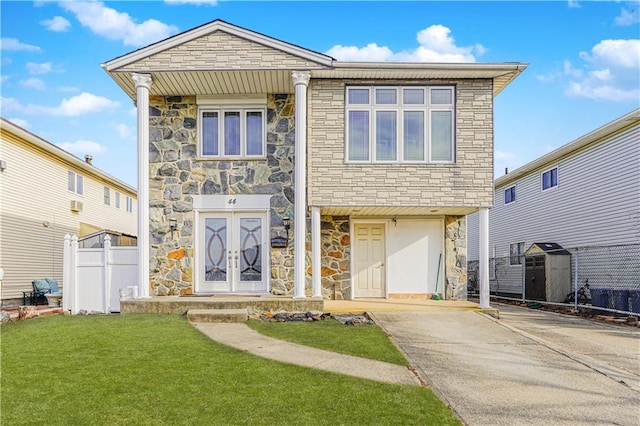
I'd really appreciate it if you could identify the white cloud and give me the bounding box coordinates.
[0,38,42,52]
[7,118,30,129]
[563,39,640,102]
[61,1,179,47]
[26,61,52,75]
[41,16,71,32]
[326,25,484,63]
[0,75,9,84]
[1,92,120,116]
[57,140,107,156]
[164,0,218,5]
[567,0,581,9]
[115,123,134,139]
[20,77,47,90]
[615,6,640,26]
[58,86,80,93]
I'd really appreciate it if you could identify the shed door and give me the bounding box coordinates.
[525,255,546,301]
[354,223,386,298]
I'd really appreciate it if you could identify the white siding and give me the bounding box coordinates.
[490,124,639,255]
[0,132,137,300]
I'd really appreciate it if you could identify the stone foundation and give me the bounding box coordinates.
[316,215,351,299]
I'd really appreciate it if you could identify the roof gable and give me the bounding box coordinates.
[104,19,333,72]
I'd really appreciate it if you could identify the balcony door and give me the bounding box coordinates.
[198,212,267,293]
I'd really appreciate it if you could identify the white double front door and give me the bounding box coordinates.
[198,212,268,293]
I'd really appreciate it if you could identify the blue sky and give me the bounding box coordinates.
[1,1,638,188]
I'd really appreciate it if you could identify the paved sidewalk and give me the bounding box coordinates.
[191,322,421,386]
[372,310,640,426]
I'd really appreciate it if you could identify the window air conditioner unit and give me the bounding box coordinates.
[70,200,83,212]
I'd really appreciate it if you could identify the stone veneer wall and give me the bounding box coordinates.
[444,215,467,300]
[148,94,298,296]
[306,216,351,299]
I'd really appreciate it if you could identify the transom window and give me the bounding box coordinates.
[504,186,516,204]
[198,107,266,158]
[68,171,83,195]
[346,86,455,163]
[542,167,558,190]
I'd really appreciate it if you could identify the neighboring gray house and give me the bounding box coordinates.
[102,20,527,301]
[467,108,640,297]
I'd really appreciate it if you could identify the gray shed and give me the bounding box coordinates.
[525,243,571,303]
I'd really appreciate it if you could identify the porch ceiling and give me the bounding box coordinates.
[319,206,479,217]
[110,69,296,100]
[108,63,526,100]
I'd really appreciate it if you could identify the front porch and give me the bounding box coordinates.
[120,295,323,315]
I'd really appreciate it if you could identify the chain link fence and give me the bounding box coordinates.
[468,244,640,316]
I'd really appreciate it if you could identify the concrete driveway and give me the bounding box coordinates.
[371,305,640,426]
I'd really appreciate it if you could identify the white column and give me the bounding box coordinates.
[311,206,321,297]
[292,71,311,298]
[62,234,71,312]
[132,73,152,299]
[479,207,490,309]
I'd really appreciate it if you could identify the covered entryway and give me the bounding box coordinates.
[353,223,386,298]
[198,212,268,293]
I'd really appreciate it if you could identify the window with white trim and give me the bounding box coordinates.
[198,96,267,159]
[346,86,455,163]
[115,192,121,209]
[504,186,516,204]
[126,196,133,213]
[104,187,110,206]
[67,171,83,195]
[542,167,558,190]
[509,242,525,266]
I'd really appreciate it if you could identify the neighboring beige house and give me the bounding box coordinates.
[0,118,137,303]
[103,20,526,302]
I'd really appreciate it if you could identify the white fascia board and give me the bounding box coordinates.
[495,108,640,189]
[0,118,137,195]
[331,61,528,74]
[103,20,333,72]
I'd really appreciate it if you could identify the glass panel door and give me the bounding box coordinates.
[201,214,231,292]
[199,212,267,293]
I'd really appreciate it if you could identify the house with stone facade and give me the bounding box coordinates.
[102,20,526,301]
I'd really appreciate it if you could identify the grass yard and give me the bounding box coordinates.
[1,314,460,425]
[247,318,409,366]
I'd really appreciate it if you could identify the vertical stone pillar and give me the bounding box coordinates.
[292,71,310,298]
[479,207,490,308]
[311,206,321,297]
[132,73,152,298]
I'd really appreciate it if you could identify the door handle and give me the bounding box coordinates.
[234,251,238,268]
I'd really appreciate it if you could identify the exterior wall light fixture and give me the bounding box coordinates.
[282,216,291,241]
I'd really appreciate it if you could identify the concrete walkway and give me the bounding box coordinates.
[372,309,640,426]
[191,322,421,386]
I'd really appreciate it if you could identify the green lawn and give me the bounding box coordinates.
[247,318,409,366]
[1,314,460,425]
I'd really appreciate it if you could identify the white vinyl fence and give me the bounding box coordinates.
[63,234,138,314]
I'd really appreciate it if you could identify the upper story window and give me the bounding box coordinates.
[197,96,267,159]
[115,192,121,209]
[104,187,111,206]
[126,196,133,213]
[346,86,455,163]
[504,186,516,204]
[542,167,558,190]
[509,242,525,266]
[68,171,83,195]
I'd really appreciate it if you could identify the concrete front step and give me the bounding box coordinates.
[187,308,248,323]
